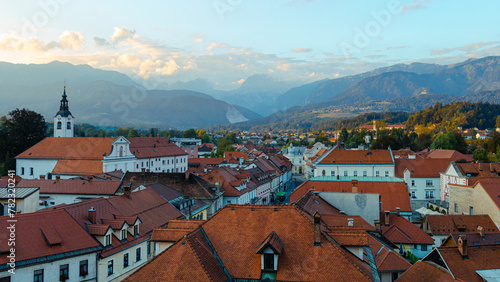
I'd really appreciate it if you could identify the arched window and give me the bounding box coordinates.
[57,121,62,129]
[67,122,71,130]
[119,146,123,157]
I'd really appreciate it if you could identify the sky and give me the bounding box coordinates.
[0,0,499,90]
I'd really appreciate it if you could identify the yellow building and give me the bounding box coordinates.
[448,179,500,228]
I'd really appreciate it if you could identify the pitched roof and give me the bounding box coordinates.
[0,187,38,199]
[256,232,284,254]
[291,180,411,212]
[322,214,375,231]
[380,212,434,245]
[455,162,500,183]
[224,151,249,161]
[125,228,226,282]
[0,209,101,265]
[418,149,472,161]
[122,171,218,199]
[60,188,183,257]
[51,159,104,175]
[293,191,341,216]
[437,245,500,282]
[446,232,500,246]
[368,234,411,272]
[318,146,393,164]
[397,261,459,282]
[395,158,452,178]
[327,227,368,246]
[16,137,113,159]
[127,137,187,158]
[126,205,372,281]
[150,227,194,242]
[12,178,121,195]
[425,214,499,235]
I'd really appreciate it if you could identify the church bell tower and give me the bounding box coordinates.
[54,86,74,137]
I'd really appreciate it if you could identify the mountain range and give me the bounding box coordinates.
[0,61,261,129]
[2,56,500,131]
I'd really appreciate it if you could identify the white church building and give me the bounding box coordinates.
[16,88,188,179]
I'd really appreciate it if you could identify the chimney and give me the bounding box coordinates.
[157,133,160,138]
[458,235,468,258]
[477,226,484,238]
[351,179,358,193]
[40,175,45,179]
[185,171,190,180]
[374,220,381,231]
[396,207,400,216]
[348,218,354,227]
[56,175,61,180]
[314,212,321,246]
[215,182,220,193]
[123,184,131,197]
[88,207,96,224]
[384,211,390,226]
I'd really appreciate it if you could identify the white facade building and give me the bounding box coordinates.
[53,86,74,138]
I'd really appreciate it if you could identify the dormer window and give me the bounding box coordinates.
[133,225,139,236]
[257,231,284,279]
[121,229,127,240]
[105,234,111,246]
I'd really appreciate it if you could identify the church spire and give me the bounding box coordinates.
[54,86,74,138]
[56,86,72,117]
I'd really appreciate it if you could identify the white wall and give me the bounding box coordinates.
[314,164,395,178]
[16,159,58,179]
[98,240,149,282]
[39,193,113,209]
[0,252,97,282]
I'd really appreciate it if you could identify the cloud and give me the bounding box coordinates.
[387,46,407,50]
[110,27,136,42]
[192,38,204,43]
[276,64,291,71]
[205,42,227,51]
[94,37,110,47]
[402,0,431,13]
[59,31,84,50]
[431,41,500,56]
[292,48,312,53]
[237,78,245,84]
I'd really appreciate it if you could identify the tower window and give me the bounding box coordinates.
[67,122,71,130]
[57,121,62,129]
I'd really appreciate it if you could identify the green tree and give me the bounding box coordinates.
[2,109,46,173]
[339,128,348,145]
[182,129,197,138]
[201,133,211,144]
[430,132,457,150]
[473,148,490,163]
[127,129,138,137]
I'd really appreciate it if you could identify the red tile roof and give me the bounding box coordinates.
[318,146,393,164]
[418,149,472,162]
[13,178,121,195]
[368,234,411,272]
[0,209,101,265]
[455,163,500,182]
[395,158,452,178]
[224,151,249,161]
[291,180,411,212]
[322,214,376,231]
[425,214,499,235]
[293,191,342,216]
[446,232,500,246]
[126,205,372,281]
[380,212,434,245]
[397,261,459,282]
[327,227,369,246]
[16,137,113,159]
[437,245,500,282]
[127,137,187,158]
[168,219,206,230]
[52,159,104,175]
[150,228,193,242]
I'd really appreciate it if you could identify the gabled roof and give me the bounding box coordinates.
[10,178,121,195]
[125,205,372,281]
[256,231,284,255]
[380,212,434,245]
[434,245,500,282]
[293,191,341,216]
[368,234,411,272]
[397,261,460,282]
[322,214,376,231]
[127,137,187,158]
[445,232,500,247]
[418,149,472,161]
[318,146,393,165]
[52,159,104,175]
[425,214,499,235]
[60,188,183,258]
[291,180,411,212]
[395,158,453,178]
[16,137,113,160]
[327,227,368,246]
[0,209,101,266]
[150,228,194,242]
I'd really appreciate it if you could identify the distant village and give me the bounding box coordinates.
[1,89,499,281]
